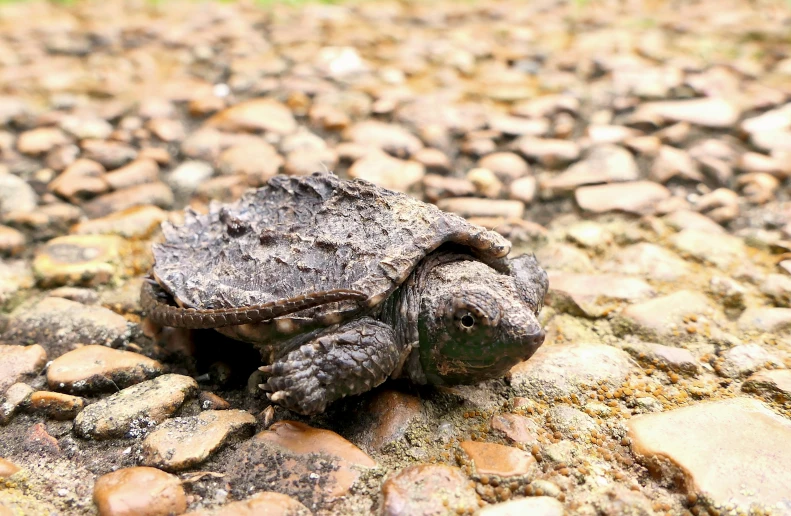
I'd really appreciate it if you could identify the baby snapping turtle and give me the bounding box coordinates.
[142,172,548,414]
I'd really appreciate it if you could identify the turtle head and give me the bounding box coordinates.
[416,254,548,385]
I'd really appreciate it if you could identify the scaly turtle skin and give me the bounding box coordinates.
[141,172,548,414]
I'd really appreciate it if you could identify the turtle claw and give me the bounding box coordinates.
[258,365,273,374]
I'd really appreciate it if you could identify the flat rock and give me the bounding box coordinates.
[546,404,598,439]
[71,205,168,239]
[535,243,594,273]
[602,243,690,281]
[344,120,423,158]
[0,260,34,308]
[742,369,791,402]
[436,198,525,219]
[622,341,700,376]
[3,297,130,356]
[17,127,70,155]
[29,391,84,420]
[0,458,20,479]
[358,390,424,451]
[47,345,164,394]
[93,466,186,516]
[0,383,34,425]
[217,143,283,184]
[632,97,740,128]
[478,152,531,181]
[715,344,783,378]
[81,140,138,169]
[628,398,791,513]
[0,174,37,214]
[760,274,791,307]
[617,290,714,340]
[82,182,174,219]
[183,492,311,516]
[650,145,703,183]
[663,210,724,234]
[381,464,479,516]
[738,308,791,333]
[512,136,580,168]
[477,497,564,516]
[141,410,256,471]
[33,234,124,287]
[74,374,198,439]
[348,152,425,192]
[546,272,655,317]
[207,99,297,135]
[0,344,47,394]
[103,159,159,191]
[490,413,540,446]
[576,181,670,215]
[0,225,25,256]
[541,144,638,194]
[460,441,537,478]
[670,229,746,269]
[509,343,636,400]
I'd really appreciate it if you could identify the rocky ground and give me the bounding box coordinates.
[1,0,791,514]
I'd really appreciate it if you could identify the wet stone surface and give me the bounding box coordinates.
[2,0,791,514]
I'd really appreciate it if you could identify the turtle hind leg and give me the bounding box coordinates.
[261,317,401,415]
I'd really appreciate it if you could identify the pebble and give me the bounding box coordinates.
[29,391,85,420]
[541,144,638,194]
[93,466,187,516]
[0,225,25,256]
[628,398,791,513]
[141,410,256,471]
[650,145,703,183]
[670,229,746,269]
[33,234,124,287]
[512,136,580,168]
[436,198,524,219]
[460,441,537,478]
[413,147,451,172]
[546,404,598,439]
[183,492,311,516]
[478,152,531,181]
[217,143,283,184]
[760,274,791,307]
[509,343,636,401]
[477,496,564,516]
[0,458,20,479]
[16,127,71,155]
[547,272,655,317]
[617,290,713,340]
[49,159,109,201]
[358,390,423,451]
[0,174,38,214]
[738,307,791,333]
[207,98,297,135]
[348,152,425,192]
[508,176,537,204]
[467,168,504,198]
[742,369,791,402]
[602,243,690,282]
[47,345,164,394]
[344,121,423,159]
[575,181,670,215]
[622,341,700,376]
[74,374,198,439]
[490,413,540,446]
[662,209,724,234]
[104,159,159,191]
[165,161,215,198]
[535,243,594,273]
[631,97,740,128]
[0,344,47,394]
[422,174,476,202]
[71,205,168,239]
[198,391,230,411]
[0,383,34,425]
[381,464,479,516]
[3,202,83,241]
[82,182,174,219]
[715,344,783,378]
[80,139,138,169]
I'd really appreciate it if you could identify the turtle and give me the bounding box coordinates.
[141,172,548,415]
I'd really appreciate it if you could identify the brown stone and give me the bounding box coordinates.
[141,410,256,471]
[576,181,670,215]
[344,120,423,158]
[663,210,724,234]
[622,341,700,376]
[617,290,713,340]
[81,140,138,169]
[147,118,185,143]
[0,344,47,395]
[207,99,297,135]
[512,136,580,168]
[422,174,476,202]
[348,152,425,192]
[460,441,536,478]
[93,466,186,516]
[29,391,84,420]
[82,182,174,219]
[74,374,198,439]
[0,383,34,425]
[490,413,540,446]
[0,458,20,479]
[71,205,168,239]
[183,492,310,516]
[381,464,479,516]
[0,225,25,256]
[49,159,109,201]
[670,229,745,269]
[547,272,655,317]
[198,392,230,411]
[361,390,423,451]
[33,234,124,287]
[217,143,283,184]
[436,198,524,219]
[48,345,164,394]
[17,127,70,155]
[478,152,531,181]
[104,159,159,191]
[541,144,638,194]
[742,369,791,402]
[628,398,791,513]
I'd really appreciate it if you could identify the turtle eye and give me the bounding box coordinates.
[459,313,476,330]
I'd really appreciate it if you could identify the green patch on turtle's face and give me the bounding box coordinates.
[417,261,546,385]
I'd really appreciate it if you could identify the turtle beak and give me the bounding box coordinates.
[500,312,545,362]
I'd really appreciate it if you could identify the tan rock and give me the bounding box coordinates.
[650,145,703,183]
[670,229,745,269]
[93,466,186,516]
[715,344,783,378]
[183,492,310,516]
[617,290,713,340]
[74,374,198,439]
[0,458,20,479]
[663,210,724,234]
[361,390,423,451]
[348,152,425,192]
[477,496,564,516]
[490,413,540,446]
[422,174,476,202]
[217,143,283,184]
[576,181,670,215]
[33,234,124,288]
[547,272,655,317]
[460,441,537,478]
[83,182,174,219]
[738,307,791,333]
[632,97,740,128]
[381,464,479,516]
[602,243,690,282]
[71,205,168,239]
[104,159,159,191]
[742,369,791,402]
[0,225,25,256]
[49,159,109,201]
[29,391,84,420]
[0,383,34,425]
[512,136,580,168]
[622,341,700,376]
[344,120,423,158]
[541,144,638,194]
[0,344,47,394]
[628,398,791,513]
[207,98,297,135]
[48,345,164,394]
[141,410,256,471]
[17,127,70,155]
[478,152,531,181]
[436,198,524,219]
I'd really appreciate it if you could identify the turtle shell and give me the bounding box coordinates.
[151,172,511,327]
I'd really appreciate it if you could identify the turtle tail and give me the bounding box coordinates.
[140,278,367,329]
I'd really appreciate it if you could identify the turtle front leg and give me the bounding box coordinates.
[261,317,401,415]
